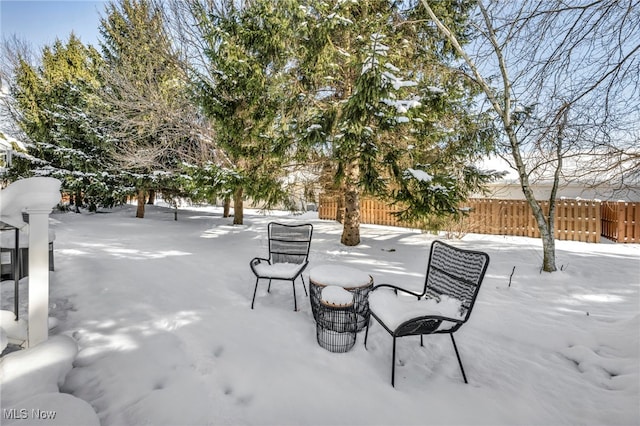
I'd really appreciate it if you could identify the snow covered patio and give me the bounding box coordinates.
[1,203,639,425]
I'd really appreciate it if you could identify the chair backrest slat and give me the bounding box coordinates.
[424,241,489,320]
[268,223,313,265]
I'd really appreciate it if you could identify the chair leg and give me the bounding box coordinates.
[267,279,272,293]
[251,278,260,309]
[292,280,298,311]
[420,335,424,347]
[450,334,468,384]
[364,321,370,349]
[391,337,397,387]
[301,274,308,296]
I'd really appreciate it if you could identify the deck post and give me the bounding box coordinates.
[26,208,53,348]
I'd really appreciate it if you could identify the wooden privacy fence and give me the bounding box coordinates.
[319,196,406,228]
[601,201,640,243]
[462,198,601,243]
[318,195,640,244]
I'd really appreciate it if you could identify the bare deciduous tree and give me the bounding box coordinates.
[98,0,216,217]
[422,0,640,271]
[0,35,36,142]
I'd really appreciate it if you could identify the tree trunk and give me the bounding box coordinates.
[541,226,556,272]
[74,190,82,213]
[147,189,155,205]
[223,195,231,218]
[341,161,360,246]
[538,104,569,273]
[136,189,146,218]
[336,192,345,224]
[511,134,557,272]
[233,187,243,225]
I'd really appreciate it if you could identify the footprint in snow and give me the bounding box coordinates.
[214,346,224,358]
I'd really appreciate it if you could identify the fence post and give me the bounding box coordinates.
[633,202,640,243]
[617,202,626,243]
[594,200,602,243]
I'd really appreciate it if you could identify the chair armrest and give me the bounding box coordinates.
[372,283,422,299]
[395,315,465,336]
[249,257,270,275]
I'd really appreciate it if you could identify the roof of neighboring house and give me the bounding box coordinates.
[475,154,640,201]
[477,153,639,186]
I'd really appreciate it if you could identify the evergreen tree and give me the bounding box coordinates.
[10,34,118,211]
[189,0,303,224]
[296,0,501,245]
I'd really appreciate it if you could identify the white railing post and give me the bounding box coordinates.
[26,207,53,348]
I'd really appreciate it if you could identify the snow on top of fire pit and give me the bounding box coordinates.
[310,264,372,288]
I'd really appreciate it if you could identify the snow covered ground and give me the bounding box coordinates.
[1,203,639,425]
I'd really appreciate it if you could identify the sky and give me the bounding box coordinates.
[0,0,107,50]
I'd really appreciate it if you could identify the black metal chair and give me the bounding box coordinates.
[250,222,313,311]
[365,240,490,387]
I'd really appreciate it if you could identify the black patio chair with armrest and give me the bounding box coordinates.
[364,240,489,387]
[250,222,313,311]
